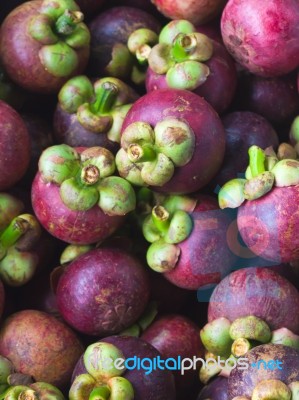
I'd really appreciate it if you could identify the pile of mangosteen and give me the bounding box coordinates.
[0,0,298,399]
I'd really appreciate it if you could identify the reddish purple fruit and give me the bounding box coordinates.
[72,335,176,400]
[235,72,299,126]
[208,267,299,334]
[116,89,226,194]
[0,309,83,390]
[31,172,124,245]
[197,376,229,400]
[151,0,227,25]
[141,314,204,389]
[0,0,90,93]
[228,344,299,398]
[221,0,299,77]
[163,195,235,290]
[56,247,150,336]
[238,185,299,263]
[211,111,279,186]
[0,101,30,190]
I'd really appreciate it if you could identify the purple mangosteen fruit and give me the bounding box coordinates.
[71,335,176,400]
[116,88,226,194]
[219,144,299,263]
[234,72,299,126]
[136,190,236,290]
[87,6,161,80]
[0,101,30,191]
[208,267,299,334]
[145,20,237,114]
[53,76,139,150]
[151,0,227,25]
[197,376,229,400]
[0,0,90,93]
[31,144,136,244]
[0,309,84,390]
[212,111,279,186]
[221,0,299,77]
[141,314,204,390]
[56,247,150,336]
[228,344,299,398]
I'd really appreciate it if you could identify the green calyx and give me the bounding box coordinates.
[290,115,299,144]
[69,375,134,400]
[39,144,136,214]
[83,342,125,382]
[1,382,65,400]
[29,0,90,78]
[58,76,134,142]
[229,315,272,343]
[147,19,213,91]
[141,193,196,273]
[218,144,299,209]
[200,318,233,358]
[116,119,195,187]
[252,379,291,400]
[270,328,299,350]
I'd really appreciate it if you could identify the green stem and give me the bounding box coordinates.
[127,143,157,163]
[92,82,119,114]
[152,205,170,233]
[55,9,84,35]
[171,33,197,62]
[248,145,266,178]
[0,216,30,258]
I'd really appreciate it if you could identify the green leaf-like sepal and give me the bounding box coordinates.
[39,41,78,78]
[38,144,80,184]
[60,177,99,211]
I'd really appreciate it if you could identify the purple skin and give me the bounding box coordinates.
[53,104,119,152]
[208,267,299,334]
[238,185,299,263]
[234,72,299,126]
[221,0,299,77]
[141,314,204,390]
[31,172,124,245]
[87,6,161,77]
[164,195,236,290]
[107,0,160,16]
[211,111,279,187]
[197,376,229,400]
[121,89,226,194]
[145,40,238,114]
[72,335,176,400]
[0,1,90,94]
[228,344,299,398]
[195,18,223,44]
[148,270,191,314]
[56,247,151,336]
[75,0,105,16]
[0,309,84,390]
[19,113,54,187]
[0,101,30,191]
[0,281,5,320]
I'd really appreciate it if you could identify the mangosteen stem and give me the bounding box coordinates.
[152,205,170,233]
[0,215,32,259]
[248,145,267,177]
[92,82,119,114]
[171,33,197,62]
[231,338,252,357]
[81,165,100,186]
[18,389,39,400]
[127,143,157,163]
[55,9,84,36]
